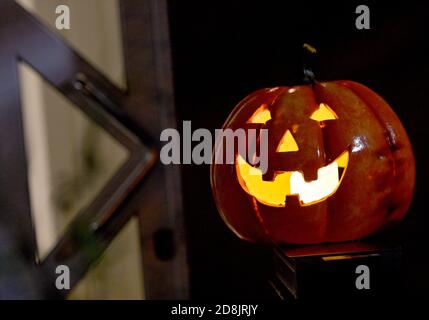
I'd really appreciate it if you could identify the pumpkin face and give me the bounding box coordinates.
[211,81,415,244]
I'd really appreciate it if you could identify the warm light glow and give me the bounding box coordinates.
[236,154,292,207]
[277,130,299,152]
[236,150,349,207]
[290,150,348,204]
[310,103,338,121]
[248,104,271,124]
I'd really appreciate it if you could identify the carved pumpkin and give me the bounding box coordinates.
[211,81,415,244]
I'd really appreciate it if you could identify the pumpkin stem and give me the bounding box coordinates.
[303,43,317,84]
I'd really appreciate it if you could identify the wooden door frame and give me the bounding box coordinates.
[0,0,188,299]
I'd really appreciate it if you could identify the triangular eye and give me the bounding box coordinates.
[247,104,271,124]
[277,130,299,152]
[310,103,338,121]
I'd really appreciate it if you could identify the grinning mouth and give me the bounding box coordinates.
[236,149,349,207]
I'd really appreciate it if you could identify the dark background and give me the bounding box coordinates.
[167,1,429,298]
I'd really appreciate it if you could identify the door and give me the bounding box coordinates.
[0,0,188,299]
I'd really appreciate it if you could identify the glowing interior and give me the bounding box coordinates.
[236,150,349,207]
[277,130,299,152]
[247,104,271,124]
[310,103,338,121]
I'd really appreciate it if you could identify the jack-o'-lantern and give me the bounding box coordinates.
[210,81,415,244]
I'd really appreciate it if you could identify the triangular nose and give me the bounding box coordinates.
[310,103,338,121]
[277,130,299,152]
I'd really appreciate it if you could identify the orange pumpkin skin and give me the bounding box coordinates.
[211,81,415,244]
